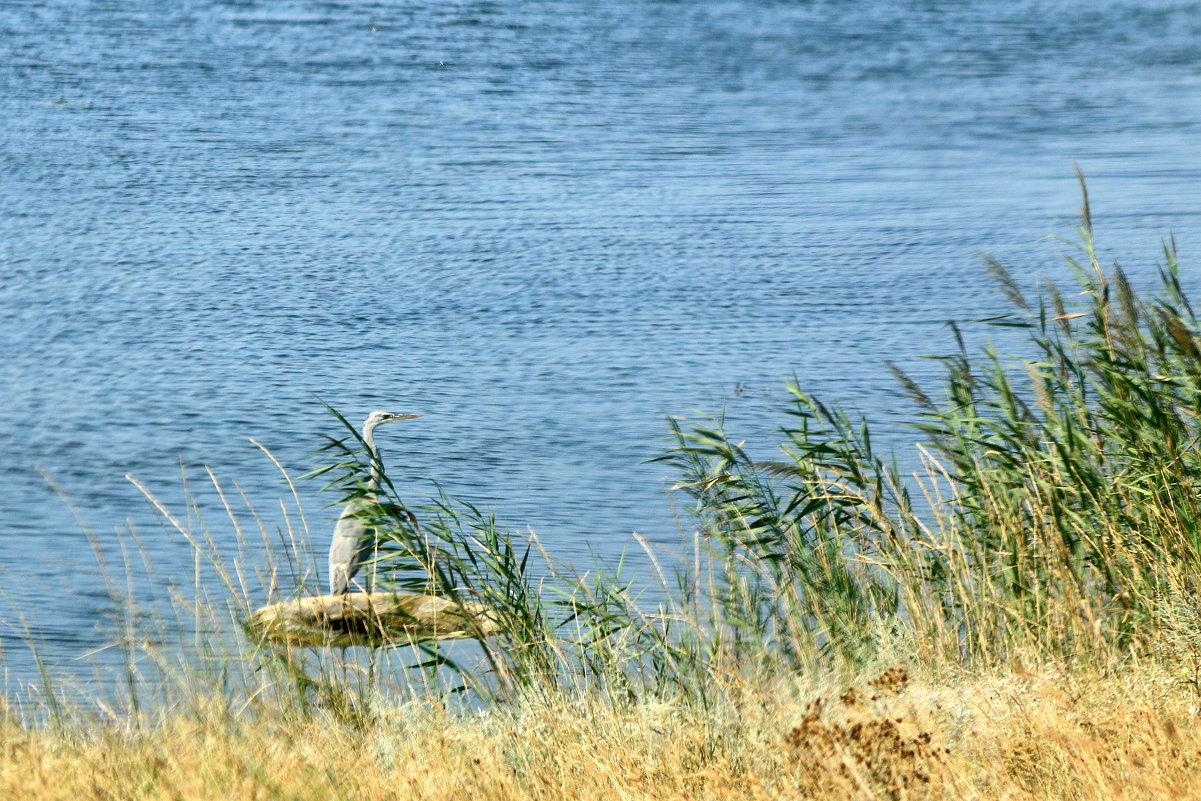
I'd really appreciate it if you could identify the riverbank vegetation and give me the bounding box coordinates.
[6,198,1201,799]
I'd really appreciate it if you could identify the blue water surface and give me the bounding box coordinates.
[2,0,1200,682]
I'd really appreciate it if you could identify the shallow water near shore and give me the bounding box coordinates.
[2,0,1201,685]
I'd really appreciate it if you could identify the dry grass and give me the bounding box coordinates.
[2,660,1198,801]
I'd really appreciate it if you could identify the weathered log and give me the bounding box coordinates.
[246,592,500,648]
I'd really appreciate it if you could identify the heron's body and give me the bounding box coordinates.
[328,410,419,595]
[328,507,375,596]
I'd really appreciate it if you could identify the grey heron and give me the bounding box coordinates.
[328,410,420,595]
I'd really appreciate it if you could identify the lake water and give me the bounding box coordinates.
[2,0,1201,683]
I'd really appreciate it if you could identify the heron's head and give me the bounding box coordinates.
[364,410,421,432]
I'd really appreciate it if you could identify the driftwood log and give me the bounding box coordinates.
[247,592,501,648]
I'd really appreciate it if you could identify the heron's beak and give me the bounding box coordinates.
[392,413,421,420]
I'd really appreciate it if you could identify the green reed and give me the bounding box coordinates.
[658,178,1201,671]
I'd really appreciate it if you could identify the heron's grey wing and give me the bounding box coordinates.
[329,508,372,594]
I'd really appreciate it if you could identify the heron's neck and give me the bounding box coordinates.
[363,426,382,493]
